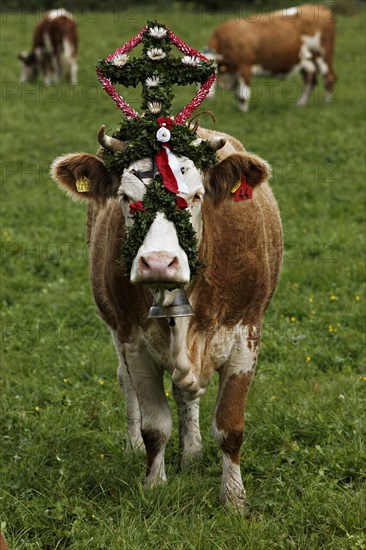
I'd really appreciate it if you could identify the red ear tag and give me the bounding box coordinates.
[233,177,252,202]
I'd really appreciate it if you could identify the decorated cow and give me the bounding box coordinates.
[51,21,283,509]
[206,4,336,111]
[18,9,78,84]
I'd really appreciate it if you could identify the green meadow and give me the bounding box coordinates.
[1,4,365,549]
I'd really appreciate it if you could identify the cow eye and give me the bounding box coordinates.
[122,194,130,202]
[193,194,202,201]
[180,167,185,174]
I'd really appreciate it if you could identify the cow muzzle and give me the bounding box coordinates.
[138,252,183,286]
[130,212,191,288]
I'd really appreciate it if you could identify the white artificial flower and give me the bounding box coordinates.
[112,53,129,67]
[149,26,167,39]
[147,48,166,61]
[145,75,161,88]
[148,101,162,114]
[156,127,171,142]
[181,55,200,66]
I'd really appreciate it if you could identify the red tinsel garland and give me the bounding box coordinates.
[96,23,216,123]
[174,73,216,124]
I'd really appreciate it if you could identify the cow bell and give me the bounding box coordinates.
[148,289,194,320]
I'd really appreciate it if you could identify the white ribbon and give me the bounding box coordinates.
[163,146,189,194]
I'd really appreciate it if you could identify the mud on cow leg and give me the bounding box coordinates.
[142,428,169,484]
[212,335,258,510]
[124,343,172,487]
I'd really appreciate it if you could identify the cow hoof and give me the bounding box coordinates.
[237,102,249,113]
[125,436,144,453]
[144,474,167,489]
[221,491,248,514]
[179,444,203,470]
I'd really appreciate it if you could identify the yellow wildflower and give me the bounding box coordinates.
[290,316,296,322]
[306,356,311,362]
[330,295,337,301]
[98,379,104,385]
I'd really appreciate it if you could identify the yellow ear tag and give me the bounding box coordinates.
[76,175,91,193]
[231,181,241,193]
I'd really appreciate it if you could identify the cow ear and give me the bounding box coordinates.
[205,152,271,205]
[51,153,117,203]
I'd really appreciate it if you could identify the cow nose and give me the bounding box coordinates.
[139,253,179,279]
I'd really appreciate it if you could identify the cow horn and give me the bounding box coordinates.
[97,125,128,153]
[207,137,226,151]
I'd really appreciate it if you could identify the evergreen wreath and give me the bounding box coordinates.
[96,20,218,278]
[121,177,201,278]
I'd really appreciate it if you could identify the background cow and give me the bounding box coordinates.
[51,126,282,509]
[18,9,78,84]
[206,4,336,111]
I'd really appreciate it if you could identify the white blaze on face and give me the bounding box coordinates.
[118,156,205,288]
[130,212,190,286]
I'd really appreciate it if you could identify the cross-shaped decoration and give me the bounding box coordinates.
[96,20,216,124]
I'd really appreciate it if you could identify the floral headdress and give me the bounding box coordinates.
[96,20,218,277]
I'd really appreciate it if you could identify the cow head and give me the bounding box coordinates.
[18,52,39,82]
[51,127,269,305]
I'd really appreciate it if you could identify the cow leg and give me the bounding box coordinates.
[124,342,172,487]
[212,331,259,509]
[52,56,61,84]
[111,331,144,451]
[40,54,53,85]
[297,69,317,107]
[62,38,78,84]
[236,67,252,112]
[64,57,78,84]
[69,58,78,84]
[320,60,336,103]
[117,361,144,451]
[173,384,202,468]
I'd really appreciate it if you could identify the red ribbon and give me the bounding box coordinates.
[155,148,179,194]
[129,201,146,214]
[176,196,188,209]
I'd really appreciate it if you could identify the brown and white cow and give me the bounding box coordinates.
[206,4,336,111]
[51,126,282,508]
[18,9,78,84]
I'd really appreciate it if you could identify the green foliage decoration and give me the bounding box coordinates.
[96,19,218,279]
[121,177,201,278]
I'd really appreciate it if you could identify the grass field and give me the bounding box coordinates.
[1,4,365,549]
